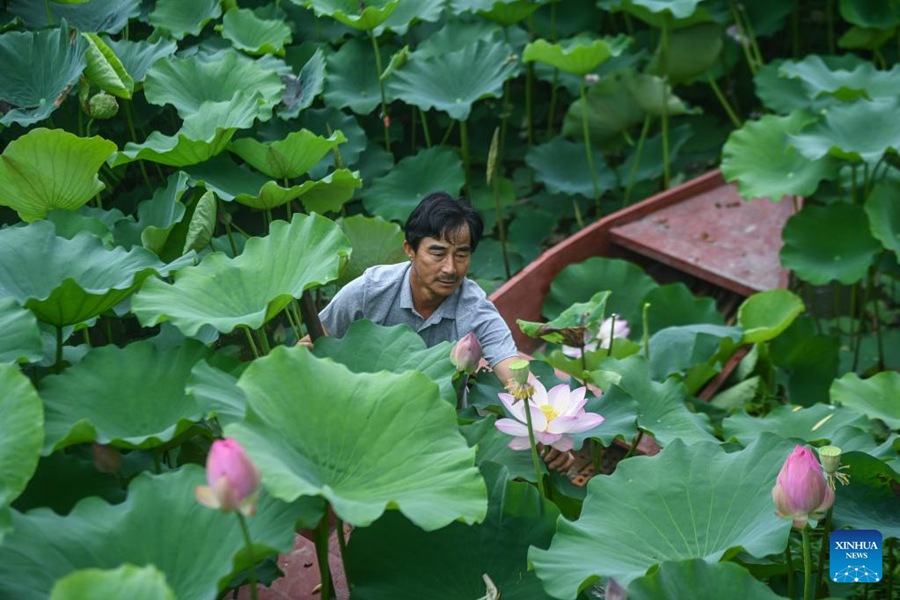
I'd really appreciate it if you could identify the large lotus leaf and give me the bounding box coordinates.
[627,559,786,600]
[646,22,722,84]
[279,48,326,119]
[0,221,171,327]
[227,347,487,530]
[0,24,85,127]
[313,321,457,404]
[364,147,465,222]
[832,452,900,539]
[642,283,723,332]
[0,466,305,600]
[0,364,43,544]
[543,257,658,324]
[865,179,900,256]
[132,213,350,336]
[388,39,517,121]
[525,137,617,199]
[789,98,900,166]
[104,38,177,84]
[779,55,900,103]
[7,0,138,33]
[114,95,259,168]
[186,154,275,201]
[81,33,133,99]
[293,107,369,173]
[50,564,175,600]
[304,0,400,30]
[611,0,706,21]
[0,298,43,364]
[221,7,292,56]
[39,340,211,453]
[112,172,188,252]
[559,73,648,145]
[647,324,742,392]
[722,403,870,447]
[519,291,610,346]
[737,289,805,344]
[335,215,406,286]
[345,464,558,599]
[621,70,696,117]
[769,317,840,407]
[324,37,394,114]
[148,0,221,40]
[0,128,116,222]
[144,50,282,120]
[229,129,347,179]
[522,35,629,76]
[590,356,717,446]
[839,0,900,28]
[831,371,900,429]
[186,360,247,427]
[12,452,123,515]
[530,435,793,595]
[781,203,881,285]
[721,112,838,201]
[242,169,361,212]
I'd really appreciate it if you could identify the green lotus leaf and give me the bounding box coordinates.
[519,291,610,345]
[838,25,897,50]
[375,0,444,34]
[522,35,630,76]
[304,0,400,30]
[0,466,305,600]
[559,74,647,145]
[789,98,900,166]
[616,0,705,20]
[525,136,617,199]
[0,221,172,327]
[722,403,870,447]
[478,0,544,26]
[221,7,292,56]
[616,123,694,185]
[781,203,881,285]
[279,47,326,119]
[293,169,362,213]
[104,38,177,84]
[0,298,43,364]
[590,356,717,446]
[627,559,786,600]
[737,289,805,344]
[0,12,73,82]
[81,32,133,99]
[779,55,900,103]
[839,0,900,29]
[114,95,259,168]
[186,360,247,427]
[183,190,217,255]
[314,321,457,403]
[47,208,119,245]
[622,70,696,117]
[832,451,900,539]
[721,112,838,201]
[460,417,543,482]
[335,215,407,286]
[345,464,557,598]
[0,364,43,543]
[227,347,487,530]
[7,0,138,33]
[39,340,211,453]
[643,283,724,332]
[114,171,189,253]
[865,179,900,256]
[229,129,347,179]
[831,371,900,429]
[324,37,393,114]
[412,18,515,59]
[0,128,116,222]
[293,107,369,174]
[530,435,793,594]
[132,213,350,336]
[185,154,274,201]
[144,49,283,120]
[148,0,222,40]
[647,324,742,393]
[364,146,465,222]
[12,452,124,515]
[769,317,840,407]
[50,564,175,600]
[388,39,517,121]
[646,22,722,83]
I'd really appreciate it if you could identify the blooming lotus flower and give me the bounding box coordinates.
[195,438,261,516]
[450,331,483,374]
[562,316,630,358]
[772,445,834,529]
[495,378,604,452]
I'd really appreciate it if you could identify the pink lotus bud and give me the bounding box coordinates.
[772,445,834,529]
[91,443,122,474]
[450,331,482,374]
[195,438,261,516]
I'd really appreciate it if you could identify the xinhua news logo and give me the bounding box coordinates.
[830,529,882,583]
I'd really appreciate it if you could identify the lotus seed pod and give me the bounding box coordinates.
[88,93,119,120]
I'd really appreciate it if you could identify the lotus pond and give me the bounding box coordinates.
[0,0,898,599]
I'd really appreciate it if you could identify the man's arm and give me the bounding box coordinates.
[491,356,517,387]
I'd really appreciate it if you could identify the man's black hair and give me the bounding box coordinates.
[405,191,484,252]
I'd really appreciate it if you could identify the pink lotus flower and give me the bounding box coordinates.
[495,378,604,452]
[562,316,630,358]
[772,445,834,529]
[450,331,483,374]
[195,438,261,516]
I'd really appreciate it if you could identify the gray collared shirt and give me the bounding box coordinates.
[319,262,518,367]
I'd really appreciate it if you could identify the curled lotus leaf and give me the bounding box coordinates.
[523,35,631,76]
[7,0,139,33]
[221,7,292,56]
[148,0,221,40]
[831,371,900,430]
[104,38,177,84]
[50,564,175,600]
[518,291,610,346]
[779,54,900,103]
[324,37,395,115]
[864,179,900,256]
[279,48,326,119]
[627,559,786,600]
[304,0,401,31]
[81,32,134,99]
[838,0,900,30]
[722,403,870,447]
[228,129,347,180]
[737,289,805,344]
[0,298,43,365]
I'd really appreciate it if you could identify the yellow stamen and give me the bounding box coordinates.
[539,404,560,422]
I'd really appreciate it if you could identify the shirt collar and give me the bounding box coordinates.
[400,263,462,321]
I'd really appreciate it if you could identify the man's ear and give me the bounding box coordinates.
[403,240,413,260]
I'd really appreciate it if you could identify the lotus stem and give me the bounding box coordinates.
[607,314,617,357]
[579,81,601,214]
[43,0,53,25]
[439,120,456,146]
[869,266,886,371]
[315,506,335,600]
[54,325,63,374]
[242,326,260,359]
[236,512,259,600]
[729,0,758,74]
[299,290,326,341]
[785,544,796,599]
[816,507,834,598]
[521,391,546,498]
[460,119,471,193]
[642,302,651,359]
[660,21,671,189]
[525,62,534,147]
[369,30,390,152]
[887,538,896,599]
[254,328,270,356]
[623,429,644,460]
[707,74,742,128]
[335,517,349,590]
[419,108,433,148]
[546,68,559,140]
[624,115,652,207]
[801,525,813,600]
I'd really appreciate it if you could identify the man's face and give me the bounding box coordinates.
[405,226,472,301]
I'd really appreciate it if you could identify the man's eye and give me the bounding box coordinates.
[456,252,470,259]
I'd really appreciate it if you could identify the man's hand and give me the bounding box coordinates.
[540,444,575,472]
